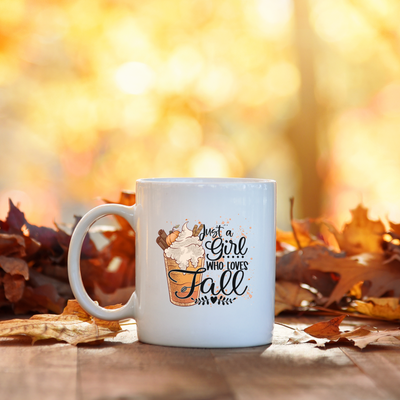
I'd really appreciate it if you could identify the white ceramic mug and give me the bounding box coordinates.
[68,178,276,348]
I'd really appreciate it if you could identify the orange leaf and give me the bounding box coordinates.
[102,191,136,231]
[353,297,400,320]
[389,221,400,237]
[61,297,92,321]
[304,315,346,338]
[327,204,385,256]
[292,315,400,349]
[308,253,400,306]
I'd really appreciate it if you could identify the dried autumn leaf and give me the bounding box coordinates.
[25,223,64,256]
[60,297,92,320]
[276,245,340,297]
[0,255,29,279]
[353,297,400,320]
[304,315,346,338]
[4,199,26,233]
[389,221,400,237]
[14,284,67,315]
[22,236,41,257]
[0,300,124,345]
[308,253,400,306]
[28,268,72,299]
[325,204,385,256]
[275,280,315,315]
[340,327,400,348]
[0,287,8,308]
[278,199,326,250]
[276,227,321,250]
[293,315,400,349]
[348,280,364,299]
[0,194,131,314]
[382,230,400,264]
[0,233,26,257]
[102,191,136,232]
[90,190,136,295]
[68,216,99,259]
[2,199,61,256]
[3,274,25,302]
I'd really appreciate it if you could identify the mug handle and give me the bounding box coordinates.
[68,203,137,321]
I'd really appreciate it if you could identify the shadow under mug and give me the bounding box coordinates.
[68,178,276,348]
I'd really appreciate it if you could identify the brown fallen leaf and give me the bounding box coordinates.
[325,204,385,256]
[290,315,400,349]
[304,315,346,338]
[308,253,400,306]
[277,199,329,251]
[0,192,136,315]
[275,280,315,315]
[3,274,25,303]
[96,192,136,293]
[353,297,400,320]
[0,234,27,258]
[276,245,340,297]
[338,327,400,348]
[0,255,29,279]
[276,226,323,250]
[0,300,125,345]
[14,284,67,314]
[102,191,136,232]
[389,221,400,238]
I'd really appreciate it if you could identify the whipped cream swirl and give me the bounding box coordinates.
[165,222,205,270]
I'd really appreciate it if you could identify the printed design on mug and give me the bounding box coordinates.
[156,220,250,307]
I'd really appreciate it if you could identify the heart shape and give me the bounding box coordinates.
[210,296,218,304]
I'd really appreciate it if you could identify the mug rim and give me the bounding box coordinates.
[137,177,275,185]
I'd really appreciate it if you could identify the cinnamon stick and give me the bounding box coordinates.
[158,229,168,241]
[156,236,168,250]
[193,224,203,237]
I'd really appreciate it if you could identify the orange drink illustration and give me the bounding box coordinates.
[157,222,205,307]
[164,254,205,306]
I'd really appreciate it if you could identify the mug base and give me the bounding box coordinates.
[136,332,273,349]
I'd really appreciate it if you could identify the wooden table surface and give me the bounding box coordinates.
[1,315,400,400]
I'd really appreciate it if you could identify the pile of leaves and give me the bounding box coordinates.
[0,192,136,315]
[276,200,400,321]
[0,300,124,345]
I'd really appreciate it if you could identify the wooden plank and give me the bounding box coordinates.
[1,315,399,400]
[211,321,389,400]
[77,325,233,400]
[342,346,400,400]
[0,338,77,400]
[277,314,400,398]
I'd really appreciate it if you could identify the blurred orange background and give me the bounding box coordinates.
[0,0,399,230]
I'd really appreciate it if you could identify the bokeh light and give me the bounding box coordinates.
[115,62,155,95]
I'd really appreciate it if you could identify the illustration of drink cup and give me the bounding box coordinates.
[164,254,205,306]
[157,222,205,307]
